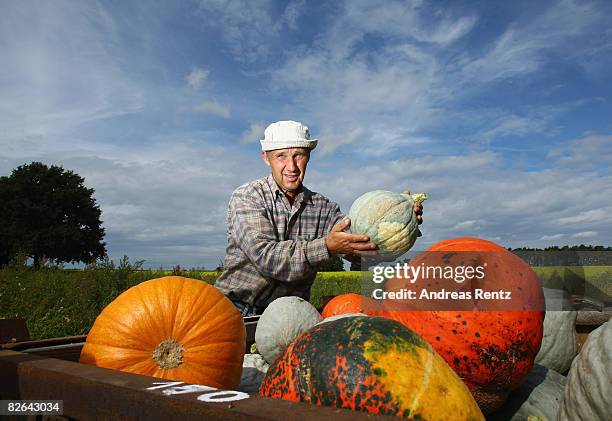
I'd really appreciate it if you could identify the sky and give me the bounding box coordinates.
[1,0,611,268]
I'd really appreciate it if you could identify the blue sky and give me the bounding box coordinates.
[1,0,611,268]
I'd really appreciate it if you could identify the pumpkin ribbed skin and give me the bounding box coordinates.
[493,364,566,421]
[377,238,545,414]
[260,316,484,421]
[535,311,578,374]
[559,319,611,421]
[321,293,376,318]
[255,296,322,364]
[348,190,421,260]
[80,276,246,389]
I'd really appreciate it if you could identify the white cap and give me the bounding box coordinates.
[260,120,318,151]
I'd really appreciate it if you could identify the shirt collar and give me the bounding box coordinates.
[266,174,314,206]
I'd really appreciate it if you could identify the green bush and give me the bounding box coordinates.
[0,263,223,339]
[310,271,363,309]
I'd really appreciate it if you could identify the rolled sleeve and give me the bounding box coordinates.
[325,204,346,233]
[305,237,330,265]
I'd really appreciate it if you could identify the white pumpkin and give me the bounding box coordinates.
[558,319,611,421]
[255,296,322,364]
[493,364,566,421]
[239,353,269,393]
[535,288,579,373]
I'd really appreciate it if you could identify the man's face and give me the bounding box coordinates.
[262,147,310,195]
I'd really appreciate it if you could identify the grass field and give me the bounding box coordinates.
[536,266,611,305]
[0,266,610,340]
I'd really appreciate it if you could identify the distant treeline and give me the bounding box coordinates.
[508,245,612,251]
[510,245,612,266]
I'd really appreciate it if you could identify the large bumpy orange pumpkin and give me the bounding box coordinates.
[321,293,377,318]
[80,276,246,389]
[376,238,545,414]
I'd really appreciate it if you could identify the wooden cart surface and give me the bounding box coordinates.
[0,317,396,421]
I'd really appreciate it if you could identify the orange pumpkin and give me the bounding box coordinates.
[80,276,246,389]
[321,293,377,318]
[375,238,545,414]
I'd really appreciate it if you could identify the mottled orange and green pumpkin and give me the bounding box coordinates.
[80,276,246,389]
[260,316,484,421]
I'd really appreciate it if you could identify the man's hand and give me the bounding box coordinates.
[404,189,424,237]
[325,218,378,257]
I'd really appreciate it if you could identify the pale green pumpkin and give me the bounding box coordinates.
[348,190,426,260]
[255,296,322,364]
[558,319,611,421]
[535,288,579,374]
[493,364,566,421]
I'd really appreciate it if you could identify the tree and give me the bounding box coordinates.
[319,255,345,271]
[0,162,106,266]
[349,258,362,271]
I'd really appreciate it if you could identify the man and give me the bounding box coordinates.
[214,120,423,316]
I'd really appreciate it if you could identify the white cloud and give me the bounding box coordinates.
[0,1,144,140]
[281,0,306,31]
[195,0,306,63]
[540,234,565,241]
[428,15,479,45]
[303,133,612,252]
[0,134,268,268]
[240,122,266,144]
[193,100,231,118]
[317,127,364,156]
[264,3,474,155]
[272,40,442,155]
[466,100,601,146]
[338,0,477,47]
[477,113,551,143]
[460,0,607,85]
[571,231,597,239]
[2,0,610,268]
[267,0,610,156]
[358,133,432,158]
[557,209,610,225]
[548,134,612,170]
[3,126,611,267]
[454,220,479,230]
[186,68,209,90]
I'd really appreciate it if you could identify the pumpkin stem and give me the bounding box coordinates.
[152,338,185,369]
[410,193,427,204]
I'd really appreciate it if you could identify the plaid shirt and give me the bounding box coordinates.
[214,175,344,308]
